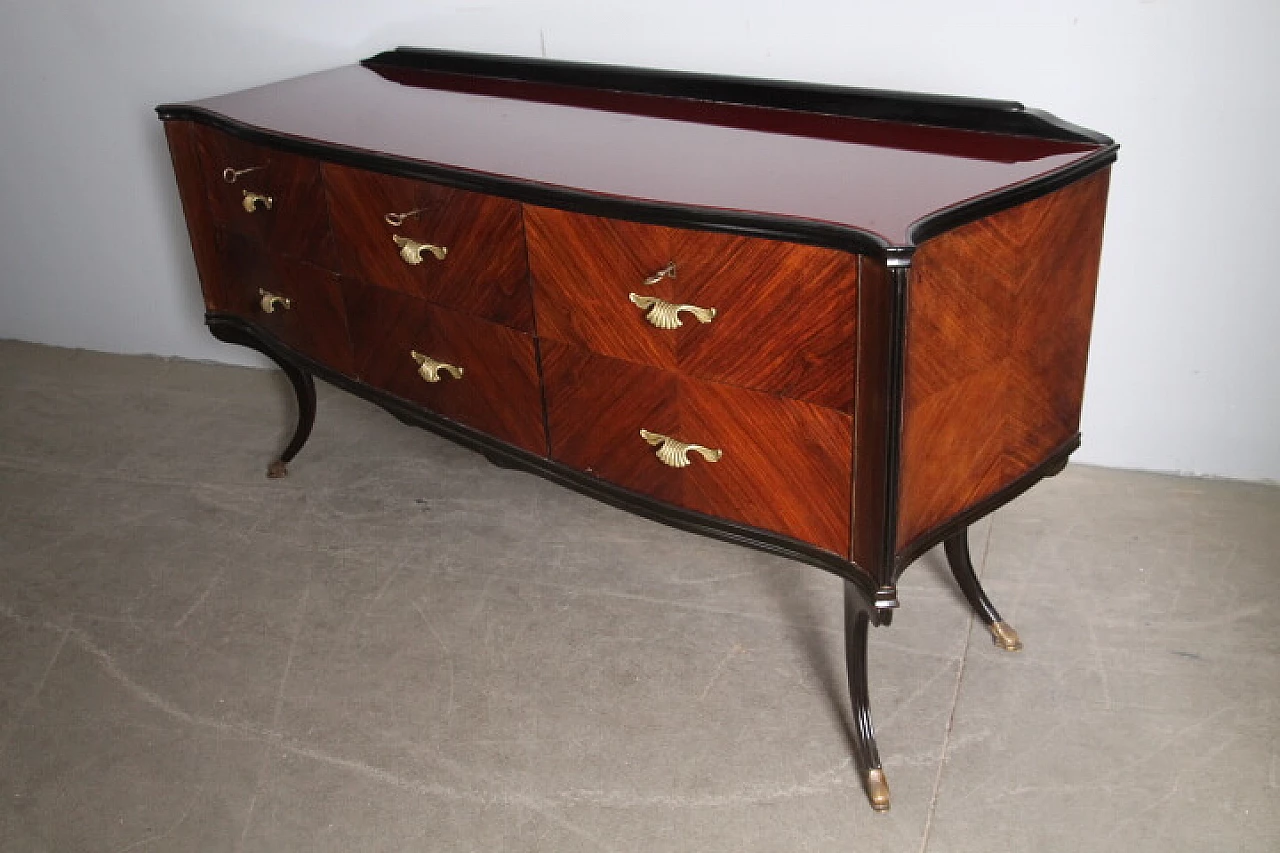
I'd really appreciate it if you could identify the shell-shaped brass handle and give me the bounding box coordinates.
[258,289,291,313]
[411,350,464,383]
[629,294,716,330]
[639,429,723,468]
[242,190,273,213]
[642,261,678,286]
[393,235,448,265]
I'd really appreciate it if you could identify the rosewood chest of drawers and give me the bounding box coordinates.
[158,48,1116,812]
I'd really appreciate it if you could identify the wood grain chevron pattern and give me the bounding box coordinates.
[343,281,546,455]
[527,207,858,411]
[213,229,356,376]
[897,169,1111,550]
[324,164,533,331]
[542,342,852,555]
[193,125,336,269]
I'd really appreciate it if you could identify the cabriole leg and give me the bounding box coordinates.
[844,583,890,812]
[208,319,316,479]
[943,527,1022,651]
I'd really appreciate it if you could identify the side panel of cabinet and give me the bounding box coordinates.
[163,121,225,311]
[896,169,1111,551]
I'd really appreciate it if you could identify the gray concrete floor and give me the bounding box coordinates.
[0,338,1277,852]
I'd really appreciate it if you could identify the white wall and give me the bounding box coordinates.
[1,1,1276,482]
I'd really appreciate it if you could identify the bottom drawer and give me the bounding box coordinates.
[214,229,355,375]
[343,281,546,456]
[542,342,852,556]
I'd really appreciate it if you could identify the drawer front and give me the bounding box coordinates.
[324,165,533,331]
[343,282,546,455]
[193,126,334,266]
[213,230,355,376]
[527,207,858,412]
[542,342,852,555]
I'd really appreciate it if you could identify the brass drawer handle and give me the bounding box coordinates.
[639,429,723,468]
[642,261,678,286]
[242,190,273,213]
[222,165,265,184]
[393,235,448,264]
[629,294,716,329]
[411,350,464,382]
[258,289,291,313]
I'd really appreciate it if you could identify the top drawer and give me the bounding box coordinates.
[527,207,858,412]
[323,164,533,332]
[192,125,334,266]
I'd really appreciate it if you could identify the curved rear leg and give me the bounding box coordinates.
[844,583,890,812]
[209,318,316,479]
[943,527,1022,651]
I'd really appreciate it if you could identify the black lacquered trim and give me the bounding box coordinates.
[907,145,1119,245]
[206,313,881,602]
[364,48,1113,145]
[891,434,1080,576]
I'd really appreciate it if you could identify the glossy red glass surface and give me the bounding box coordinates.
[188,65,1101,246]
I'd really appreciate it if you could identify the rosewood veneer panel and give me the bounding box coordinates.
[897,169,1111,550]
[163,121,224,312]
[192,125,335,268]
[542,342,852,555]
[213,230,355,376]
[528,206,858,411]
[343,282,545,455]
[324,164,532,331]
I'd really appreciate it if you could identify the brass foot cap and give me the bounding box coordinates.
[266,460,289,479]
[866,768,891,812]
[989,621,1023,652]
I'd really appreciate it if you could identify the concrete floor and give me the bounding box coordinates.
[0,339,1277,853]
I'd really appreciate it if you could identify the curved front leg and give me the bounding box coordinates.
[943,528,1022,651]
[844,583,890,812]
[208,318,316,479]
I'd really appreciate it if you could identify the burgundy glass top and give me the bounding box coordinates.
[188,64,1102,246]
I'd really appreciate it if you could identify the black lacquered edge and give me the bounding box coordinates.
[907,146,1118,245]
[364,48,1113,145]
[891,434,1080,576]
[206,313,881,602]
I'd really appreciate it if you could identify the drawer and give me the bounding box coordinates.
[213,229,355,376]
[542,342,852,555]
[343,281,546,455]
[193,125,335,266]
[527,207,858,412]
[323,164,533,331]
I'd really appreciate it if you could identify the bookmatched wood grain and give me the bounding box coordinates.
[213,229,356,376]
[163,121,225,311]
[192,125,335,268]
[343,281,545,455]
[542,341,852,555]
[324,164,533,331]
[896,168,1111,550]
[527,206,858,411]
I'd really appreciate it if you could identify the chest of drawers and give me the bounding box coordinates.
[158,48,1116,812]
